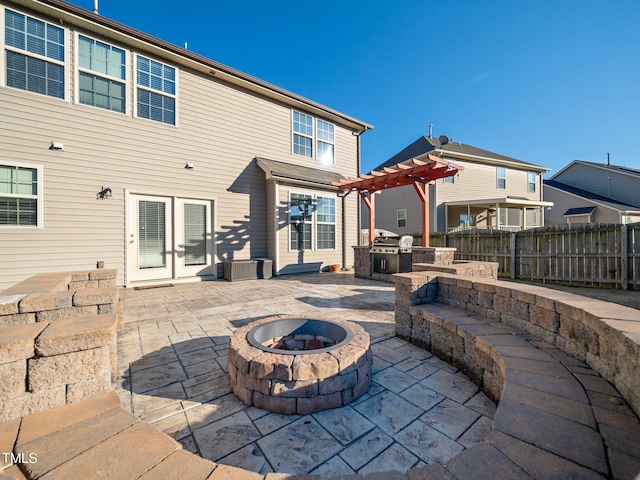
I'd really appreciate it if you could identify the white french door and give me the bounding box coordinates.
[127,194,213,283]
[175,198,212,278]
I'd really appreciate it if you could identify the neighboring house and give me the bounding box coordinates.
[544,160,640,225]
[362,136,551,236]
[0,0,372,289]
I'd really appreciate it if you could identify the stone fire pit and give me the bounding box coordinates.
[228,315,372,414]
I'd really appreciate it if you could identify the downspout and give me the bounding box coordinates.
[340,189,352,270]
[274,182,280,275]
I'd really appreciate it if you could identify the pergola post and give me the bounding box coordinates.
[412,181,429,247]
[359,191,375,246]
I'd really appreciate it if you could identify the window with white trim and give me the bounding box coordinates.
[4,9,65,99]
[290,193,312,250]
[497,166,506,189]
[316,196,335,249]
[316,120,335,165]
[397,209,407,228]
[0,163,41,226]
[443,158,455,183]
[292,111,335,164]
[527,171,536,192]
[293,111,313,158]
[78,35,126,113]
[136,55,176,125]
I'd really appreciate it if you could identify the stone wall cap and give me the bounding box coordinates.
[0,294,27,315]
[89,269,118,281]
[19,291,74,313]
[35,314,117,356]
[0,322,49,364]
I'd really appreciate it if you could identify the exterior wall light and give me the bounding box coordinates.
[49,142,64,150]
[97,187,112,199]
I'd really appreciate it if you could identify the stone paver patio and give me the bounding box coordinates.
[114,273,496,476]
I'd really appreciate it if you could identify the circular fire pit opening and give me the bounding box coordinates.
[247,318,353,354]
[228,316,372,415]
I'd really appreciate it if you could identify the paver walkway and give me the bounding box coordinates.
[115,273,496,476]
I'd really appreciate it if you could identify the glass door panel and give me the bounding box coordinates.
[127,194,172,282]
[176,199,212,277]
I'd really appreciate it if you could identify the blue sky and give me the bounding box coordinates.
[69,0,639,176]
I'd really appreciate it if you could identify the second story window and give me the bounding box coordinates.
[397,209,407,228]
[316,120,335,165]
[4,9,65,99]
[528,171,536,192]
[497,167,506,189]
[292,111,335,164]
[78,35,126,113]
[293,111,313,157]
[443,158,455,183]
[136,55,176,125]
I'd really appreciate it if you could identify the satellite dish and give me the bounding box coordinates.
[438,135,449,146]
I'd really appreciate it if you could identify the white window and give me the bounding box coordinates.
[316,120,335,165]
[290,193,313,250]
[292,111,335,164]
[77,35,126,113]
[4,9,65,99]
[497,167,506,189]
[293,111,313,158]
[443,158,455,184]
[0,162,42,227]
[316,196,336,249]
[528,171,536,193]
[289,193,336,251]
[136,55,176,125]
[397,209,407,228]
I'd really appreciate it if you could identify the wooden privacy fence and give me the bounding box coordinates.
[430,223,640,290]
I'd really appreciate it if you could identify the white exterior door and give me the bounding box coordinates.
[128,195,173,282]
[127,194,214,283]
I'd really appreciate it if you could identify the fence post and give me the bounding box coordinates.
[511,232,517,280]
[621,224,628,290]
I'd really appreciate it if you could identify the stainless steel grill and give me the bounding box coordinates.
[371,235,413,274]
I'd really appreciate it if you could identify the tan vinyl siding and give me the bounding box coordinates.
[436,162,541,204]
[0,3,362,288]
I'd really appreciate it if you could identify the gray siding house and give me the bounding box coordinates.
[0,0,371,289]
[544,160,640,225]
[362,136,551,236]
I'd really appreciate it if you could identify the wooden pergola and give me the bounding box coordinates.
[332,154,464,246]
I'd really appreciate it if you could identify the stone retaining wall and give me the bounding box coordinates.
[353,246,371,278]
[394,272,640,418]
[0,270,120,422]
